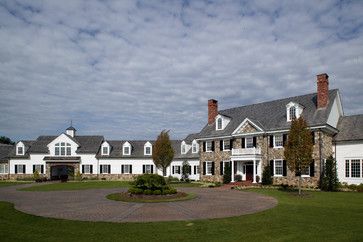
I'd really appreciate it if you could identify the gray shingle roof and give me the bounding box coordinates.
[0,144,13,162]
[198,90,338,139]
[335,115,363,142]
[98,139,199,160]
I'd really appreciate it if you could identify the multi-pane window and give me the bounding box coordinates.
[102,146,108,155]
[83,165,92,174]
[274,135,283,147]
[100,164,110,174]
[33,164,43,173]
[192,142,198,153]
[122,164,132,174]
[206,162,213,175]
[246,137,254,148]
[17,146,23,155]
[217,118,222,130]
[15,164,25,174]
[181,144,186,154]
[144,164,153,174]
[55,143,71,156]
[145,146,151,155]
[345,160,350,178]
[173,165,181,174]
[223,140,230,150]
[123,146,130,155]
[0,164,8,174]
[194,165,200,174]
[301,166,310,176]
[274,160,283,176]
[351,160,361,178]
[206,141,212,152]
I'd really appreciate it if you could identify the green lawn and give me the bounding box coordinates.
[0,189,362,242]
[0,181,31,187]
[19,181,203,191]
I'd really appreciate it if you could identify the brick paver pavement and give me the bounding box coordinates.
[0,183,277,222]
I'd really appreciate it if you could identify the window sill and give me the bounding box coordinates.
[274,175,283,177]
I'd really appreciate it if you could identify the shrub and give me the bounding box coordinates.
[33,170,40,182]
[357,184,363,192]
[181,161,191,181]
[128,187,143,194]
[321,156,339,191]
[234,174,242,182]
[143,189,153,195]
[166,176,180,183]
[153,190,162,195]
[223,162,232,184]
[74,171,82,181]
[262,166,273,185]
[135,174,167,191]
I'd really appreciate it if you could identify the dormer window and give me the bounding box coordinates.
[17,146,24,155]
[144,142,152,155]
[123,142,131,155]
[102,147,109,155]
[286,102,303,121]
[55,143,71,156]
[101,141,110,155]
[192,140,198,153]
[181,141,186,154]
[217,118,222,130]
[289,106,296,120]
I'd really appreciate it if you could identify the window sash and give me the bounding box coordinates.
[223,140,230,150]
[16,165,25,174]
[34,165,42,173]
[301,166,310,176]
[351,160,361,178]
[274,135,283,147]
[246,137,254,148]
[181,145,186,154]
[101,165,109,174]
[102,147,108,155]
[83,165,91,174]
[17,147,23,155]
[290,106,296,120]
[274,160,283,176]
[124,146,130,155]
[206,162,213,175]
[145,165,152,174]
[345,160,350,178]
[206,141,212,151]
[217,118,222,129]
[123,165,131,174]
[192,143,197,153]
[145,147,151,155]
[0,164,8,174]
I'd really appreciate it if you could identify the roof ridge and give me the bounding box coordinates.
[220,89,338,113]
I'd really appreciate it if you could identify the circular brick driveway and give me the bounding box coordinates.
[0,184,277,222]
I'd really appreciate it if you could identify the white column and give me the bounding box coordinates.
[258,160,262,183]
[253,159,256,183]
[231,160,235,182]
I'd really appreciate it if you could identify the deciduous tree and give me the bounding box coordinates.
[284,117,313,195]
[152,130,174,176]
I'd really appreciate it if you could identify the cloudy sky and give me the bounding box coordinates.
[1,0,363,141]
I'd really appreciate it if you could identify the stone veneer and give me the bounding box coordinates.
[200,130,334,188]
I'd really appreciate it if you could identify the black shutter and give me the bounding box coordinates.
[230,139,233,149]
[211,162,215,175]
[270,160,274,176]
[242,138,245,148]
[194,165,196,174]
[41,165,44,174]
[220,140,223,151]
[283,134,287,146]
[121,165,124,174]
[203,142,206,152]
[23,165,26,174]
[188,165,192,174]
[310,160,315,177]
[172,166,175,174]
[33,165,35,173]
[311,132,315,144]
[130,165,132,174]
[269,136,273,147]
[211,141,215,151]
[283,160,287,176]
[220,161,223,175]
[143,165,145,174]
[15,165,18,174]
[108,165,111,174]
[203,162,206,175]
[90,165,93,174]
[82,165,84,174]
[253,137,257,148]
[100,165,103,174]
[151,165,154,174]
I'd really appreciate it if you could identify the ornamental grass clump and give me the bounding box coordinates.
[128,174,177,195]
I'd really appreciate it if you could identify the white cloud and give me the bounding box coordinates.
[0,0,362,141]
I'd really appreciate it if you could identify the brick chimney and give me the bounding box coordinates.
[208,99,218,125]
[317,73,329,109]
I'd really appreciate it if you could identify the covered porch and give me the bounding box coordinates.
[231,147,262,183]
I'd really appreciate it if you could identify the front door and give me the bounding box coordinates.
[245,165,253,181]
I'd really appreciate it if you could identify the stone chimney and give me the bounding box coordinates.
[208,99,218,125]
[317,73,329,109]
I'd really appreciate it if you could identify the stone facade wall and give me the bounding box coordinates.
[97,174,137,181]
[200,130,334,188]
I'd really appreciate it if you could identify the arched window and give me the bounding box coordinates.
[289,106,296,120]
[55,143,71,156]
[217,118,222,130]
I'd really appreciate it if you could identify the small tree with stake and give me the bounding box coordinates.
[152,130,174,176]
[284,117,313,195]
[321,155,339,191]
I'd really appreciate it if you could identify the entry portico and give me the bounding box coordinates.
[231,147,262,183]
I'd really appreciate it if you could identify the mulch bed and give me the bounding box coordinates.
[107,192,195,203]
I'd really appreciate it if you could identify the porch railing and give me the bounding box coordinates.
[231,147,261,155]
